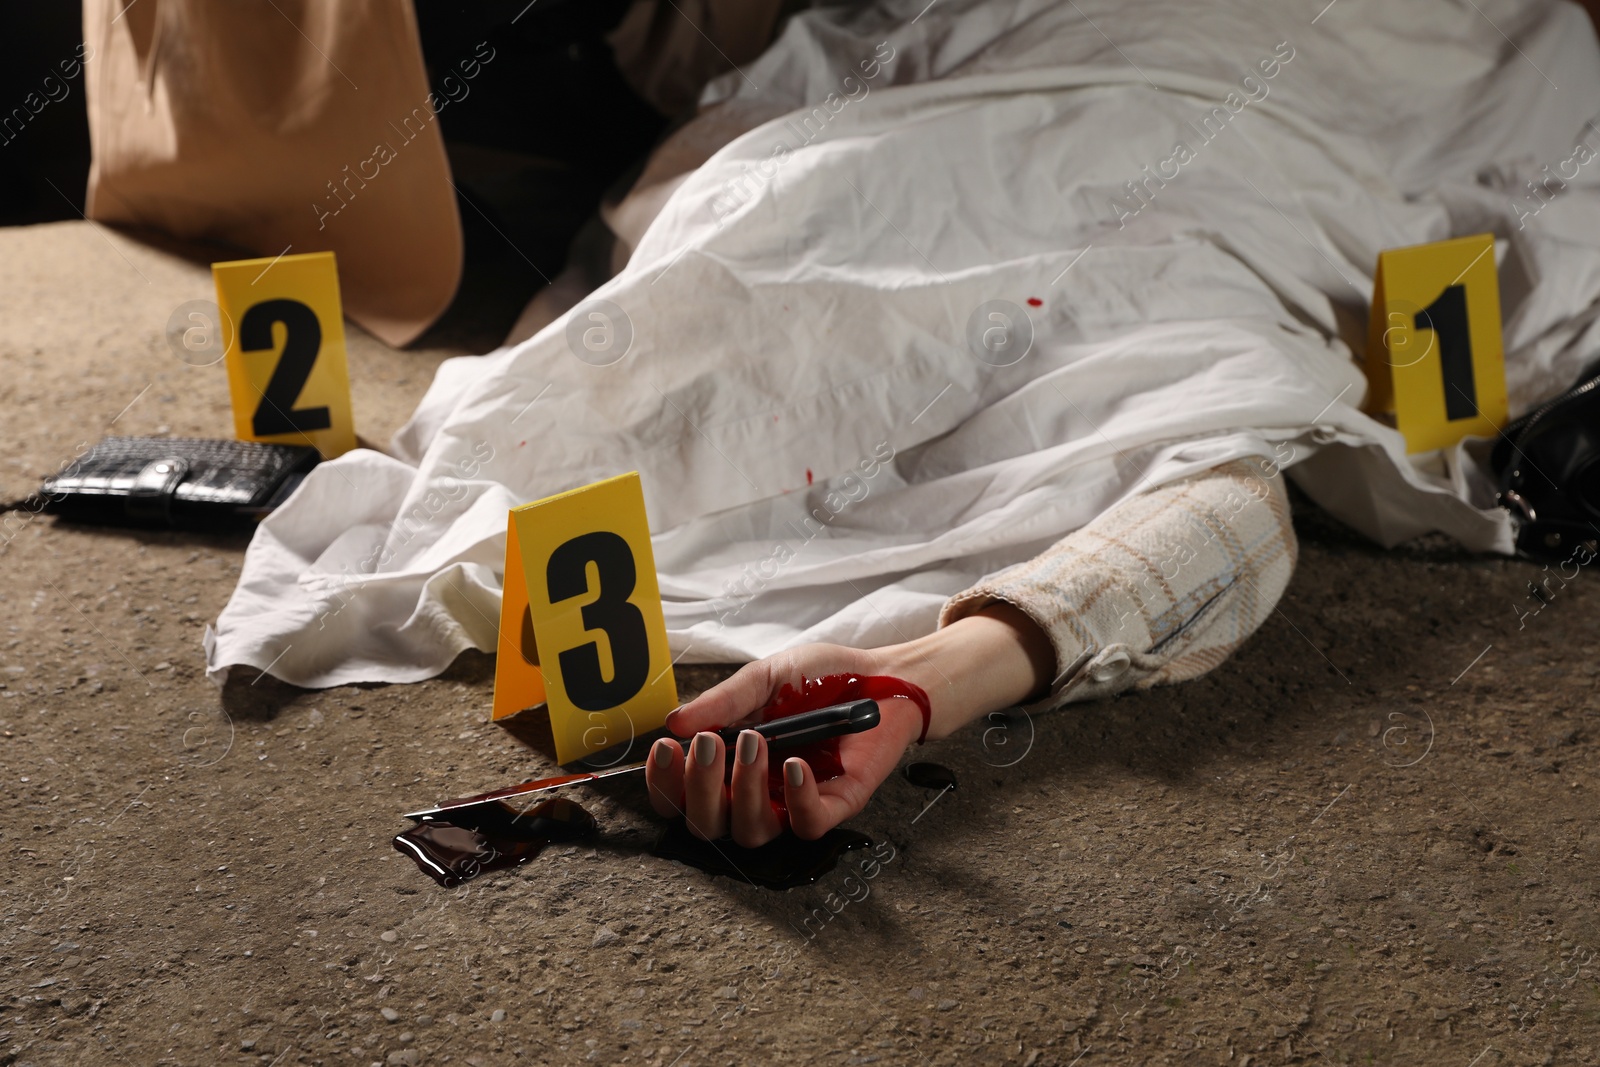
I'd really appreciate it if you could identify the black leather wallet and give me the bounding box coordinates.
[39,436,320,529]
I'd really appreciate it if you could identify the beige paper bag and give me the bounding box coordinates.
[82,0,463,347]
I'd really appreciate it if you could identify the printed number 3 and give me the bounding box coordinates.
[546,531,650,711]
[241,298,332,436]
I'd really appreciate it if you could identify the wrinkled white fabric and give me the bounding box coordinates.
[208,0,1600,687]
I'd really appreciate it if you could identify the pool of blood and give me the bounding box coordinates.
[395,674,930,890]
[650,820,874,890]
[902,761,958,791]
[394,797,596,888]
[757,674,932,812]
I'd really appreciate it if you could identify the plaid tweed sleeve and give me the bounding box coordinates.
[939,456,1298,708]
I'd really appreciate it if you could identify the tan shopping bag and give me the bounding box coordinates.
[82,0,462,347]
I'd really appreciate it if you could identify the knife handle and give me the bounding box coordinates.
[714,699,880,751]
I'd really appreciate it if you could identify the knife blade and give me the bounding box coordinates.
[402,698,881,820]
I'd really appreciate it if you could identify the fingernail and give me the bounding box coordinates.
[693,732,718,767]
[736,730,759,766]
[652,739,672,768]
[785,758,804,788]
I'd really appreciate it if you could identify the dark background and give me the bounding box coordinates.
[0,2,92,225]
[0,0,665,284]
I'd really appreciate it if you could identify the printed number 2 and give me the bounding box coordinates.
[240,298,332,436]
[546,531,649,711]
[1416,284,1478,421]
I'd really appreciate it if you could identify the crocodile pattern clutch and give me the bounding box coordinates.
[40,436,321,528]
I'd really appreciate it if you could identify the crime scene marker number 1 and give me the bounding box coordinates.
[1365,233,1507,454]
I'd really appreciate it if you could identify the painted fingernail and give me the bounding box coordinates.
[693,732,718,767]
[652,739,673,768]
[785,758,804,788]
[736,730,759,766]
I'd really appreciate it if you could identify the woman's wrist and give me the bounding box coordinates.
[871,692,932,751]
[874,603,1055,742]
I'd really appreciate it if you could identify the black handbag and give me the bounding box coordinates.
[38,436,320,530]
[1491,360,1600,563]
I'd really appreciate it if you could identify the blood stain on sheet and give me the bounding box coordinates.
[806,468,814,485]
[1026,297,1043,307]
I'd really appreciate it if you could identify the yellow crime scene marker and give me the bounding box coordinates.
[491,471,678,766]
[213,250,357,459]
[1365,233,1507,453]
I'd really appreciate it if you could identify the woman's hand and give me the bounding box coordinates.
[644,644,924,846]
[643,604,1057,847]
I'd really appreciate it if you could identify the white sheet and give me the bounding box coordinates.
[207,0,1600,687]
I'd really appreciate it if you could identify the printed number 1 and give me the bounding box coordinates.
[240,298,332,436]
[1415,284,1477,421]
[546,531,650,711]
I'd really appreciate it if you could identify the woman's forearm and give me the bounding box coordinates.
[877,604,1055,742]
[873,457,1298,747]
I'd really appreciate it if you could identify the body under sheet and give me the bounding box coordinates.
[208,0,1600,687]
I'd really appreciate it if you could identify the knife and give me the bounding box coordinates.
[402,698,881,821]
